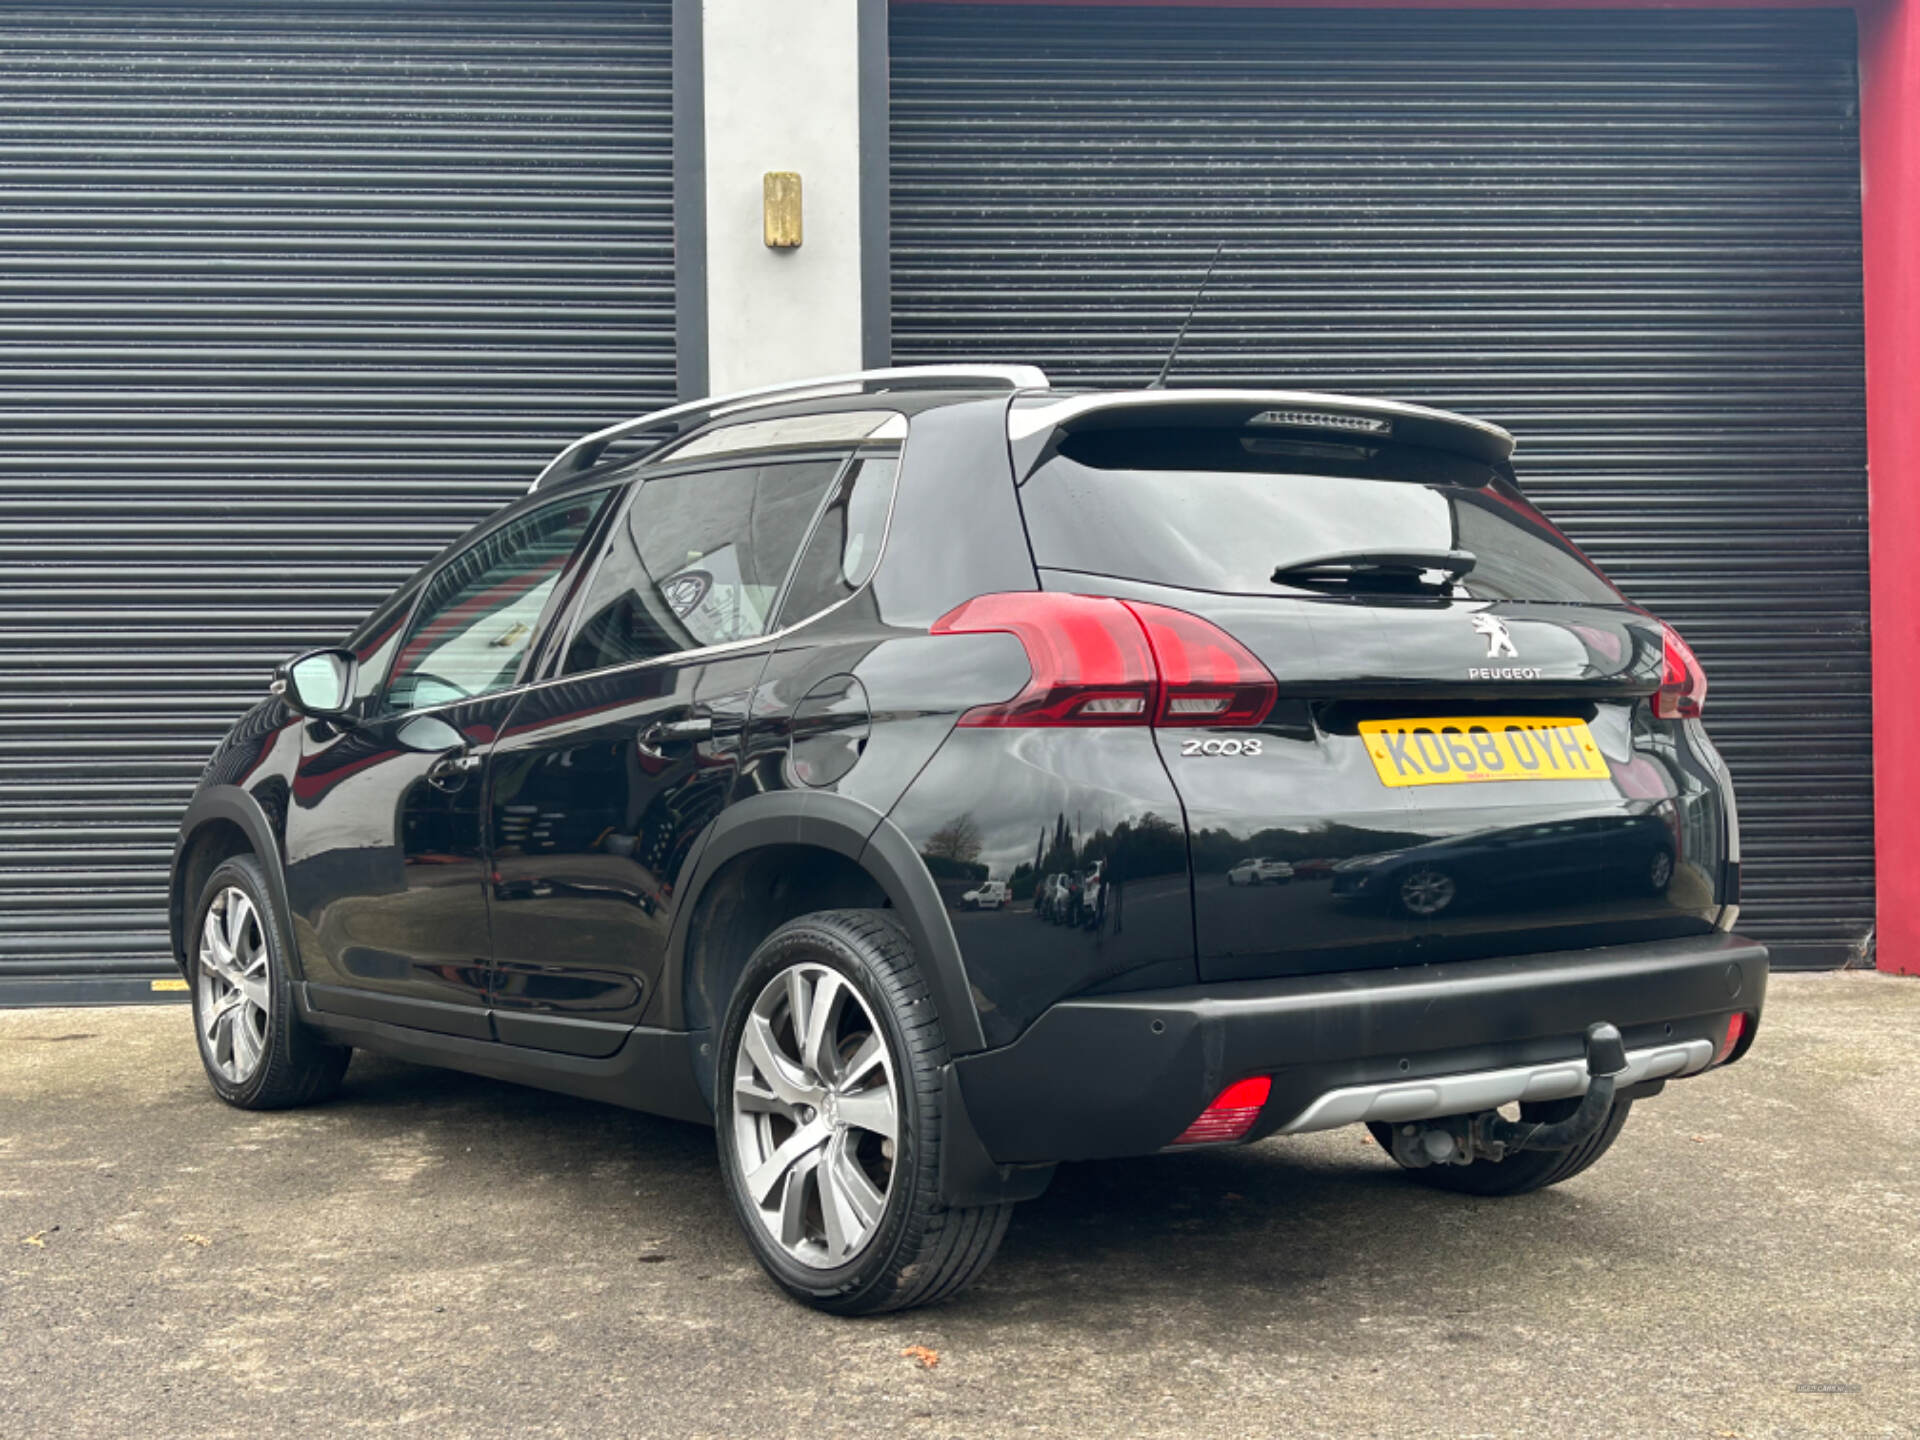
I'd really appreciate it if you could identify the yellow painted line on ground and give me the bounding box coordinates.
[150,978,188,993]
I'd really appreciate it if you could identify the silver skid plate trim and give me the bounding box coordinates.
[1276,1039,1715,1135]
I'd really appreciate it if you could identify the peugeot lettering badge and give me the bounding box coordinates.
[1466,613,1542,679]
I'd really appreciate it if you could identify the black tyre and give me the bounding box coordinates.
[187,855,351,1110]
[715,908,1012,1315]
[1368,1095,1634,1197]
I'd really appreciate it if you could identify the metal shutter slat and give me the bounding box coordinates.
[0,0,673,982]
[891,4,1870,967]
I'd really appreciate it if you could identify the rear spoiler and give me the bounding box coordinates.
[1006,389,1515,473]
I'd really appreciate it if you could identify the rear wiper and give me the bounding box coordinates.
[1271,548,1477,592]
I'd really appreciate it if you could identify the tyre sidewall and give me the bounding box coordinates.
[714,918,932,1307]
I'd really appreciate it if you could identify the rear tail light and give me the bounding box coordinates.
[931,592,1277,729]
[1127,602,1279,728]
[1171,1076,1272,1146]
[1713,1010,1750,1065]
[1653,623,1707,720]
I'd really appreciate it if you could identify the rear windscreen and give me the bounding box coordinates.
[1018,427,1622,605]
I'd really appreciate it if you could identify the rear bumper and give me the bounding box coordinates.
[954,931,1767,1165]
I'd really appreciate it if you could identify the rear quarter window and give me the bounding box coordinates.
[1018,427,1621,606]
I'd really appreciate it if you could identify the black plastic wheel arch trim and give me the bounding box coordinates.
[169,786,296,979]
[653,789,986,1056]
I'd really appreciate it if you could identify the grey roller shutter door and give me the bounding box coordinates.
[0,0,674,990]
[891,4,1871,968]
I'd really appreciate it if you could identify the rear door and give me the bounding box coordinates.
[483,450,853,1053]
[1013,415,1731,982]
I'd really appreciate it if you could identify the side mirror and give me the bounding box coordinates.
[273,648,358,719]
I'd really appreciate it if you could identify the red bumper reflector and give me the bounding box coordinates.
[1171,1076,1273,1146]
[1714,1011,1749,1064]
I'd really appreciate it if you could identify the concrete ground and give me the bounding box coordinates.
[2,973,1916,1440]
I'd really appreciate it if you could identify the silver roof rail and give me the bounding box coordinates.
[528,363,1050,492]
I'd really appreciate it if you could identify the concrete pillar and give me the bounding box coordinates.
[680,0,888,398]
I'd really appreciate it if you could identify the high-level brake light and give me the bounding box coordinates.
[931,592,1278,729]
[1171,1077,1273,1146]
[1653,623,1707,720]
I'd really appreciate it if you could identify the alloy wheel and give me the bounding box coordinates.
[730,962,899,1269]
[1650,850,1675,890]
[197,886,271,1084]
[1398,867,1456,916]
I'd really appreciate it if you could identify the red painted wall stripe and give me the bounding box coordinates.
[1860,0,1919,973]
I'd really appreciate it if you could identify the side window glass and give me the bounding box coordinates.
[384,490,607,711]
[564,457,846,676]
[776,455,900,629]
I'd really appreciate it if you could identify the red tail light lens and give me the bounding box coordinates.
[930,592,1157,726]
[1654,623,1707,720]
[1126,601,1279,728]
[1714,1010,1749,1065]
[1171,1076,1272,1146]
[931,592,1277,729]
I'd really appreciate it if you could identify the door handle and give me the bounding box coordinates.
[637,717,714,758]
[426,749,483,786]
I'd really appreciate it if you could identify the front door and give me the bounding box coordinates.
[485,450,854,1054]
[284,486,611,1036]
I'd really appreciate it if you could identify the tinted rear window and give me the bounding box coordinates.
[1018,427,1621,605]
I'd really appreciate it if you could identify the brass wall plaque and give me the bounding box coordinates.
[763,171,802,249]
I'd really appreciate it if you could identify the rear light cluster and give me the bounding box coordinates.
[1654,623,1708,720]
[1171,1076,1273,1146]
[931,592,1278,729]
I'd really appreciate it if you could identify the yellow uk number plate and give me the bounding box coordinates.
[1359,716,1610,788]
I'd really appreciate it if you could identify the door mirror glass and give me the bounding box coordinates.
[277,648,356,718]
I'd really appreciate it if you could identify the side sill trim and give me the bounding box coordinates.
[1275,1039,1715,1135]
[294,983,711,1124]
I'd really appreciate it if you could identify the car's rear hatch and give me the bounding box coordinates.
[1008,394,1730,982]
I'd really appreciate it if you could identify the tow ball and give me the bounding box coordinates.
[1387,1022,1630,1168]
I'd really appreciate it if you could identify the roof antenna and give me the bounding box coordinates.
[1150,241,1225,389]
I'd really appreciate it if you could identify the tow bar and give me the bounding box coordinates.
[1386,1022,1631,1169]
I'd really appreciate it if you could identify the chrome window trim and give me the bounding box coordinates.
[655,408,907,464]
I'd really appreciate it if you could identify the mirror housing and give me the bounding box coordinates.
[273,648,358,719]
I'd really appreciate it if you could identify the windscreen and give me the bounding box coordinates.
[1018,427,1622,605]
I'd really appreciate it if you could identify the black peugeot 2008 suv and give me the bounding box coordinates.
[169,364,1764,1314]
